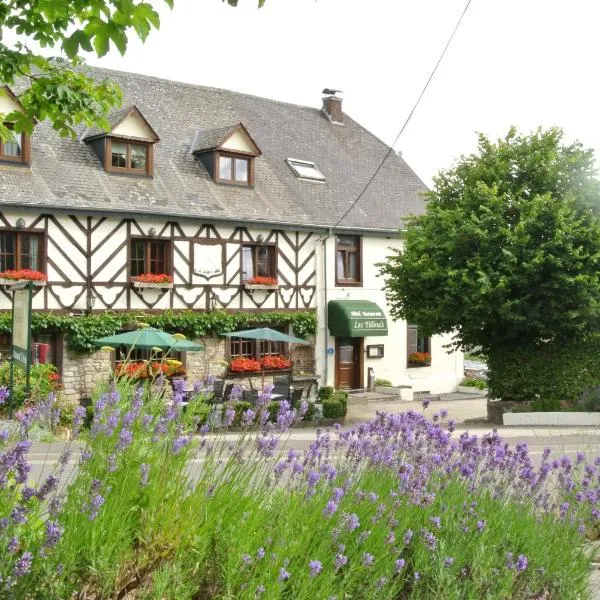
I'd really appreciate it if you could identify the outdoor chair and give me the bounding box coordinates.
[210,379,225,403]
[273,374,291,385]
[222,383,234,403]
[272,382,291,400]
[290,388,304,406]
[243,389,260,406]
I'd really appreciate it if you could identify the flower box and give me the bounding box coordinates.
[132,281,173,290]
[131,274,173,290]
[0,269,47,287]
[244,283,278,291]
[243,276,278,291]
[0,278,46,288]
[408,352,431,367]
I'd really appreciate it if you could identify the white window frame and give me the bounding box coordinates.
[285,158,326,182]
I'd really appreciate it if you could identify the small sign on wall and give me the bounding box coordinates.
[193,242,224,280]
[366,344,384,358]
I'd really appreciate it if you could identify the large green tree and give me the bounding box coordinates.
[380,128,600,355]
[0,0,261,139]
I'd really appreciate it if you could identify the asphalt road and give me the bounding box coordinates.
[23,427,600,483]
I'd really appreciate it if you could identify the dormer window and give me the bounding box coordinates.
[0,125,24,162]
[84,105,159,177]
[286,158,326,181]
[192,123,261,187]
[218,154,249,184]
[109,140,149,172]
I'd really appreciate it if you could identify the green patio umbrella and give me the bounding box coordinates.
[171,338,204,352]
[222,327,310,345]
[93,328,203,351]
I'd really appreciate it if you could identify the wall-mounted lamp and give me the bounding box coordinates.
[209,291,218,312]
[15,218,25,229]
[148,226,157,237]
[86,289,96,313]
[256,234,264,243]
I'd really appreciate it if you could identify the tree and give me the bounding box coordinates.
[0,0,262,140]
[379,128,600,355]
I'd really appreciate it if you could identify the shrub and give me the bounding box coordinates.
[0,361,60,411]
[331,390,348,416]
[374,378,392,387]
[317,386,334,400]
[460,377,488,390]
[487,335,600,404]
[267,401,281,422]
[322,399,345,419]
[222,401,253,426]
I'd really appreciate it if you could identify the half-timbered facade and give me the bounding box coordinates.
[0,68,462,400]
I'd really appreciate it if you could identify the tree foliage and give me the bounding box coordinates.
[380,128,600,353]
[0,0,263,139]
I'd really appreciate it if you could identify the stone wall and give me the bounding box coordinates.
[61,346,113,402]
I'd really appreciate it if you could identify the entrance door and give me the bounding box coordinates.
[335,337,363,390]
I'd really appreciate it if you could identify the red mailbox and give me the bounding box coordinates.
[33,343,51,364]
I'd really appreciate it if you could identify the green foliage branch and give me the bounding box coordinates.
[379,127,600,353]
[0,0,264,139]
[0,309,317,355]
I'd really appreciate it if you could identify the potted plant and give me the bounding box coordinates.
[243,276,278,291]
[0,269,47,286]
[130,273,173,290]
[408,352,431,367]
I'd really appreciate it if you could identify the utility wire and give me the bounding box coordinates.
[333,0,473,228]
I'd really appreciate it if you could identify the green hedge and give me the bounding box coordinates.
[487,336,600,407]
[322,399,345,419]
[0,310,317,355]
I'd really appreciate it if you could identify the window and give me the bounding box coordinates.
[0,231,43,271]
[217,154,250,184]
[108,139,149,174]
[335,235,361,285]
[0,124,25,163]
[242,244,276,281]
[229,327,286,361]
[407,324,431,367]
[286,158,326,181]
[130,239,171,277]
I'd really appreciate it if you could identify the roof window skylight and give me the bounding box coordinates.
[286,158,326,181]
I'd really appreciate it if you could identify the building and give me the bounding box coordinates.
[0,68,462,401]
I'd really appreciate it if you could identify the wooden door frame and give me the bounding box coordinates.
[334,337,364,390]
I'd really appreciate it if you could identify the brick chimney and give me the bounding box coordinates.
[321,88,344,125]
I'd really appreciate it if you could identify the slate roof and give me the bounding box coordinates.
[0,67,428,232]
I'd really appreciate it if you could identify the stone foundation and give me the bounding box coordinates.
[59,335,317,400]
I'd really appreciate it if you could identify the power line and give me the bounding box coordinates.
[333,0,473,228]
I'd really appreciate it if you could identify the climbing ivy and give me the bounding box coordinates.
[0,310,318,355]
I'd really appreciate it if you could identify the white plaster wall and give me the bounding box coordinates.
[314,234,463,394]
[0,92,22,116]
[112,112,155,140]
[222,130,256,154]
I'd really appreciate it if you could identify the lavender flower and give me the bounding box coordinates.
[362,552,374,567]
[335,554,348,571]
[395,558,406,572]
[140,463,150,487]
[308,560,322,577]
[223,405,236,428]
[346,513,360,531]
[516,554,528,572]
[87,493,105,521]
[444,556,454,567]
[44,520,62,548]
[172,436,191,455]
[278,567,290,581]
[12,551,33,577]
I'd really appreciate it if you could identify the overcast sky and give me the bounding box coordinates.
[84,0,600,185]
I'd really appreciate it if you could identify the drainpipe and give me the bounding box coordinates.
[322,228,333,386]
